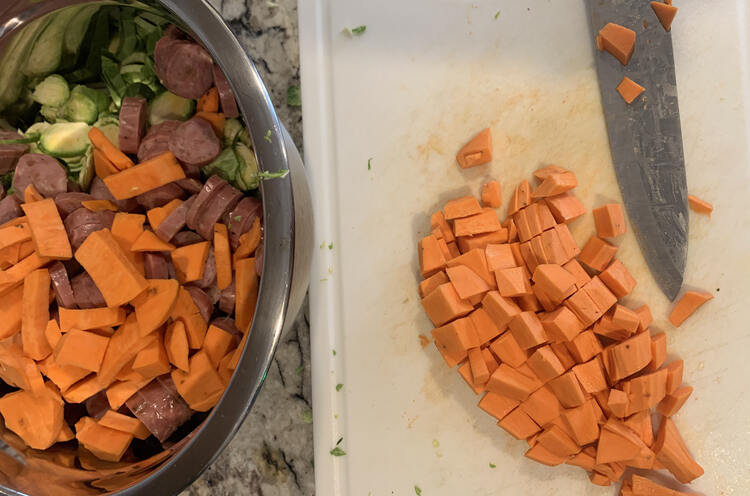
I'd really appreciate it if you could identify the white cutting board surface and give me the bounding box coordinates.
[299,0,750,494]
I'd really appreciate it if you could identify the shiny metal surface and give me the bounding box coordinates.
[587,0,688,301]
[0,1,313,494]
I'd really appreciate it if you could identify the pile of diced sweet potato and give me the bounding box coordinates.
[418,163,702,493]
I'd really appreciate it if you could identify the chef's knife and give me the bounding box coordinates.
[586,0,688,301]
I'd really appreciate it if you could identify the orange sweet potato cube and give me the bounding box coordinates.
[456,128,492,169]
[418,234,446,278]
[520,386,561,426]
[593,204,627,238]
[582,276,618,314]
[498,407,540,440]
[526,345,566,383]
[494,267,532,297]
[616,77,645,104]
[458,361,485,394]
[486,363,542,402]
[548,371,587,408]
[599,259,637,298]
[567,330,603,364]
[467,308,501,345]
[562,258,591,289]
[418,270,449,298]
[485,244,516,271]
[431,317,480,361]
[532,264,577,303]
[421,283,474,326]
[540,307,582,342]
[481,291,521,330]
[478,391,519,420]
[443,196,482,220]
[446,264,491,300]
[488,332,528,368]
[565,289,603,327]
[656,385,693,417]
[572,356,608,394]
[545,192,586,224]
[481,180,502,208]
[508,311,548,350]
[507,180,532,217]
[453,210,502,237]
[540,228,569,265]
[598,22,636,65]
[531,172,578,198]
[578,236,618,272]
[561,399,600,445]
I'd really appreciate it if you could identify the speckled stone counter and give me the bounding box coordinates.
[183,1,313,495]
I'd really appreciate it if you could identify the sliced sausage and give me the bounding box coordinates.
[13,154,67,200]
[210,317,240,337]
[185,286,212,324]
[195,182,243,239]
[64,207,115,251]
[49,261,77,309]
[119,97,148,155]
[126,375,194,442]
[186,175,226,230]
[177,177,202,194]
[226,196,262,250]
[54,192,94,219]
[143,252,171,279]
[169,117,221,168]
[90,177,138,212]
[155,196,195,242]
[0,195,22,225]
[137,120,181,163]
[172,230,203,247]
[0,184,4,200]
[192,248,217,289]
[204,284,220,305]
[218,282,235,315]
[84,391,110,420]
[162,42,214,100]
[71,272,106,309]
[66,179,82,192]
[0,130,30,175]
[212,65,240,119]
[135,182,185,210]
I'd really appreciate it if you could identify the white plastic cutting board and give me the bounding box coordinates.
[299,1,750,494]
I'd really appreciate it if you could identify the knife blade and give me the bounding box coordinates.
[587,0,688,301]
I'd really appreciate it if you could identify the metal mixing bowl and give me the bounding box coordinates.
[0,1,313,494]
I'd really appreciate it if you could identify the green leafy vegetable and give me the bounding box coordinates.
[287,85,302,107]
[336,384,343,392]
[332,349,337,356]
[264,129,272,143]
[301,410,313,424]
[494,10,501,19]
[489,463,496,468]
[367,157,372,170]
[295,364,304,375]
[414,486,422,495]
[0,133,39,145]
[328,242,334,250]
[257,170,290,180]
[330,447,346,457]
[351,25,367,35]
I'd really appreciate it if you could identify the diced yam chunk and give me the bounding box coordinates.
[458,361,485,394]
[54,330,110,373]
[531,172,577,198]
[481,180,502,208]
[593,203,627,238]
[482,291,521,330]
[622,368,668,415]
[418,234,446,278]
[446,264,490,299]
[508,311,548,350]
[494,267,532,297]
[565,289,604,328]
[453,210,502,237]
[525,442,568,466]
[418,270,448,298]
[444,196,482,220]
[597,418,650,464]
[599,259,637,298]
[561,399,600,445]
[657,385,693,417]
[582,276,617,313]
[668,290,713,327]
[486,363,542,402]
[467,308,501,345]
[567,330,602,363]
[650,2,678,31]
[631,474,693,496]
[562,258,591,289]
[497,407,540,439]
[548,371,587,408]
[536,424,580,457]
[485,244,516,272]
[647,332,667,371]
[653,417,704,483]
[597,22,636,65]
[520,386,561,426]
[664,360,684,394]
[489,331,528,368]
[446,249,495,287]
[456,228,509,253]
[532,264,577,303]
[431,317,480,364]
[572,356,608,393]
[687,194,712,215]
[456,128,492,168]
[75,417,133,462]
[539,229,568,265]
[545,192,586,223]
[578,236,618,271]
[526,345,566,383]
[430,211,455,242]
[507,180,532,217]
[566,448,596,471]
[634,304,653,330]
[467,347,490,385]
[478,391,519,420]
[616,77,645,104]
[421,283,474,326]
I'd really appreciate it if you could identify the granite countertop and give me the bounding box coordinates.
[184,1,314,495]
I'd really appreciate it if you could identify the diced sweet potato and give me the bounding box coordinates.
[539,229,569,265]
[598,22,636,65]
[657,385,693,417]
[562,259,590,289]
[467,347,490,385]
[582,276,617,314]
[430,211,455,242]
[548,371,587,408]
[566,448,597,471]
[578,236,618,272]
[561,399,600,445]
[650,1,678,31]
[444,196,482,220]
[421,283,474,327]
[668,290,713,327]
[532,264,577,303]
[531,172,577,198]
[593,203,627,238]
[458,361,485,394]
[419,270,449,298]
[446,249,495,287]
[598,259,636,298]
[481,291,521,330]
[456,128,492,168]
[525,442,567,466]
[485,244,516,272]
[664,360,684,394]
[478,391,519,420]
[446,264,491,300]
[545,192,586,224]
[456,228,509,253]
[526,345,565,383]
[494,267,532,297]
[565,289,602,328]
[607,330,653,382]
[481,181,502,208]
[431,317,480,363]
[572,356,608,394]
[488,331,528,368]
[508,312,548,350]
[520,386,561,426]
[467,308,501,345]
[54,330,110,373]
[172,350,226,411]
[486,363,542,402]
[653,416,704,483]
[536,424,580,457]
[622,368,668,415]
[497,407,540,439]
[616,77,645,104]
[631,474,693,496]
[453,210,502,237]
[507,180,532,217]
[687,194,712,215]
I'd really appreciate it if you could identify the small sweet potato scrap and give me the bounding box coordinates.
[650,2,678,32]
[616,77,645,104]
[531,172,578,198]
[597,23,636,65]
[687,194,713,215]
[653,417,704,483]
[481,181,502,208]
[456,128,492,168]
[668,290,713,327]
